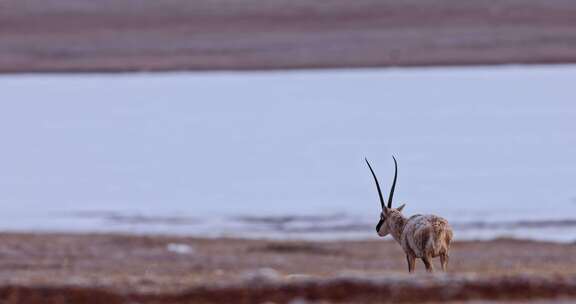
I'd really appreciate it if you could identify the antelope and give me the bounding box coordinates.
[365,156,453,273]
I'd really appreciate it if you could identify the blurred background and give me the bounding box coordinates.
[2,0,576,241]
[2,0,576,303]
[3,68,576,241]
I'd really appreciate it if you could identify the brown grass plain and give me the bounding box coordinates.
[3,0,576,72]
[0,233,575,303]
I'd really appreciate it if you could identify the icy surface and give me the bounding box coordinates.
[1,66,576,241]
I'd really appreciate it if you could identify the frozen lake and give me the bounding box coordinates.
[1,66,576,241]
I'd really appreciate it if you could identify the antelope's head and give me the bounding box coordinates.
[365,156,406,237]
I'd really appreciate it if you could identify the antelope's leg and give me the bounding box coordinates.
[421,255,434,273]
[440,253,449,272]
[406,255,416,273]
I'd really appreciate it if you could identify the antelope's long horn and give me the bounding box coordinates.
[387,156,398,209]
[365,158,385,209]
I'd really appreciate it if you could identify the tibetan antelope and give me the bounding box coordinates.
[365,156,453,273]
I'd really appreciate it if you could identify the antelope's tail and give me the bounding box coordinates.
[433,228,453,255]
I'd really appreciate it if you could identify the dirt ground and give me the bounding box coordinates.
[0,233,575,303]
[3,0,576,72]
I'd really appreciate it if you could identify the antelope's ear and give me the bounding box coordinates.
[396,203,406,212]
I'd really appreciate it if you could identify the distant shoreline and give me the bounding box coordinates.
[3,207,576,243]
[3,0,576,73]
[8,209,573,243]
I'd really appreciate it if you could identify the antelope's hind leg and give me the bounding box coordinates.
[421,255,434,273]
[440,253,449,272]
[406,255,416,273]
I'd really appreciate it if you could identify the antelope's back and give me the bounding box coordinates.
[402,214,453,258]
